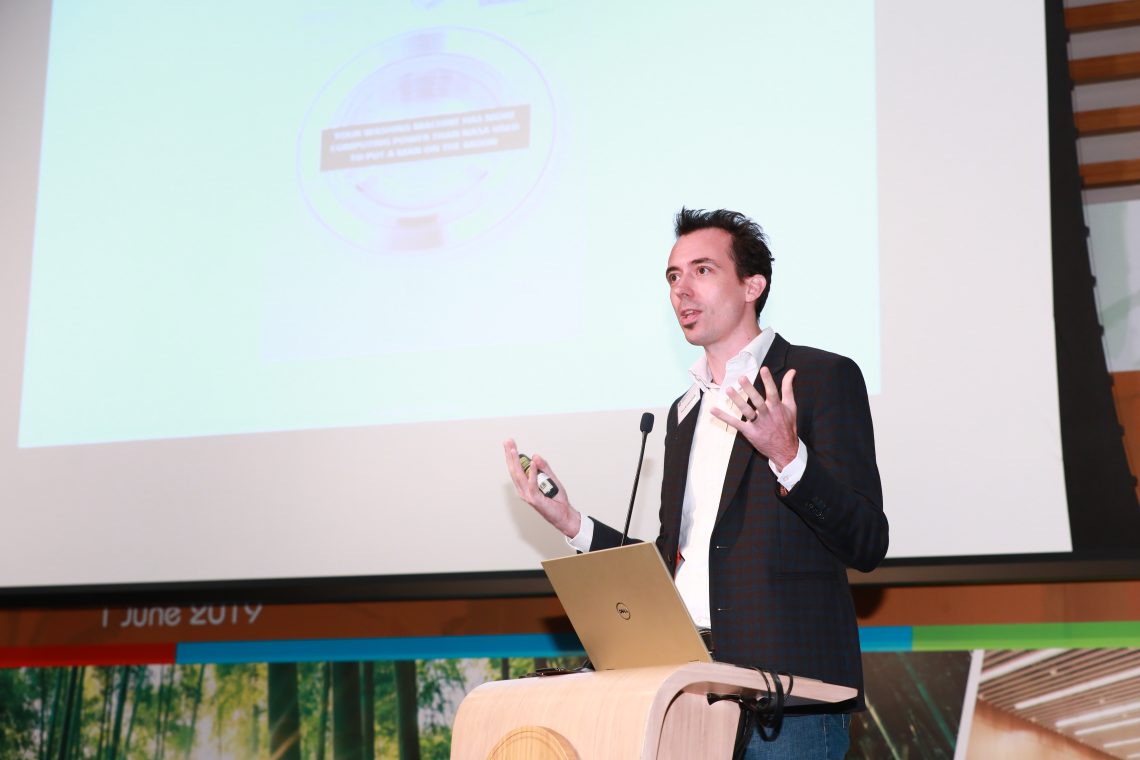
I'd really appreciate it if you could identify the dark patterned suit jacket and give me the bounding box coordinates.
[590,334,888,708]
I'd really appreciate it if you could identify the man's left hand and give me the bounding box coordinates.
[711,367,799,470]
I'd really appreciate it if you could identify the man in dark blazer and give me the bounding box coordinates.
[505,208,888,758]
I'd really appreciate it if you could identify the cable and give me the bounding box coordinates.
[707,667,793,758]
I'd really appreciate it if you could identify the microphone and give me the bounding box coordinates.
[620,412,655,546]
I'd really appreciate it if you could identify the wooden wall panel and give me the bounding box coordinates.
[854,580,1140,627]
[1112,370,1140,507]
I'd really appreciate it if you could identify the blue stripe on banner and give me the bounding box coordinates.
[176,632,585,664]
[178,627,912,664]
[858,626,913,652]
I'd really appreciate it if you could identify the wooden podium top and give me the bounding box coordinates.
[452,661,856,759]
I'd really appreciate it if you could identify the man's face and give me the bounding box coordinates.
[666,228,766,353]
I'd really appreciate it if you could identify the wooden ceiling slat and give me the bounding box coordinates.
[1031,685,1140,722]
[981,650,1135,700]
[1066,0,1140,32]
[987,673,1140,707]
[1076,104,1140,135]
[1071,52,1140,84]
[1082,158,1140,188]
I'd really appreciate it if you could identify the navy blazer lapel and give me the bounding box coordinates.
[715,334,790,526]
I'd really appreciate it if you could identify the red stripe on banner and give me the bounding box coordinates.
[0,643,176,668]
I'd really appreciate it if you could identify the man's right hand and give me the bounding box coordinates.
[503,439,582,538]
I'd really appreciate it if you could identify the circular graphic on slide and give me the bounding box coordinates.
[297,27,555,253]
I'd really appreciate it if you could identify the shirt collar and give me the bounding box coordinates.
[688,328,776,393]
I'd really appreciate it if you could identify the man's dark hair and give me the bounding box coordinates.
[674,207,774,317]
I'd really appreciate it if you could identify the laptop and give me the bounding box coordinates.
[542,542,713,670]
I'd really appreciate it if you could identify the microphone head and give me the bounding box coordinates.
[640,412,655,434]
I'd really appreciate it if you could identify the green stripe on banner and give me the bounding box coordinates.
[913,621,1140,651]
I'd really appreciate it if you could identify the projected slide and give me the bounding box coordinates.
[19,0,879,448]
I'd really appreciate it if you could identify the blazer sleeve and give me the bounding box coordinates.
[779,355,889,572]
[588,518,627,551]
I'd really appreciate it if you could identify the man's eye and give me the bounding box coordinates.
[697,266,710,275]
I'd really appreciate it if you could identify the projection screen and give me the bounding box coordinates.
[0,0,1074,594]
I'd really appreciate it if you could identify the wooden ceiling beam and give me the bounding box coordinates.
[1075,104,1140,135]
[1071,51,1140,84]
[1081,158,1140,188]
[1066,0,1140,32]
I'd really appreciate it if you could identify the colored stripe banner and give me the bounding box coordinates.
[913,621,1140,651]
[10,623,1140,669]
[0,598,572,648]
[0,643,176,668]
[859,626,913,652]
[177,632,584,664]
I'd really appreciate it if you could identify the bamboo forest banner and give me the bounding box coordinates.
[0,652,974,759]
[0,658,579,760]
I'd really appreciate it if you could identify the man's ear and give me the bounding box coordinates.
[744,275,767,304]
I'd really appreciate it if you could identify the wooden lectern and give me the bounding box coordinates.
[451,661,855,759]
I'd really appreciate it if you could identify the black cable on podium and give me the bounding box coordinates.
[707,667,792,760]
